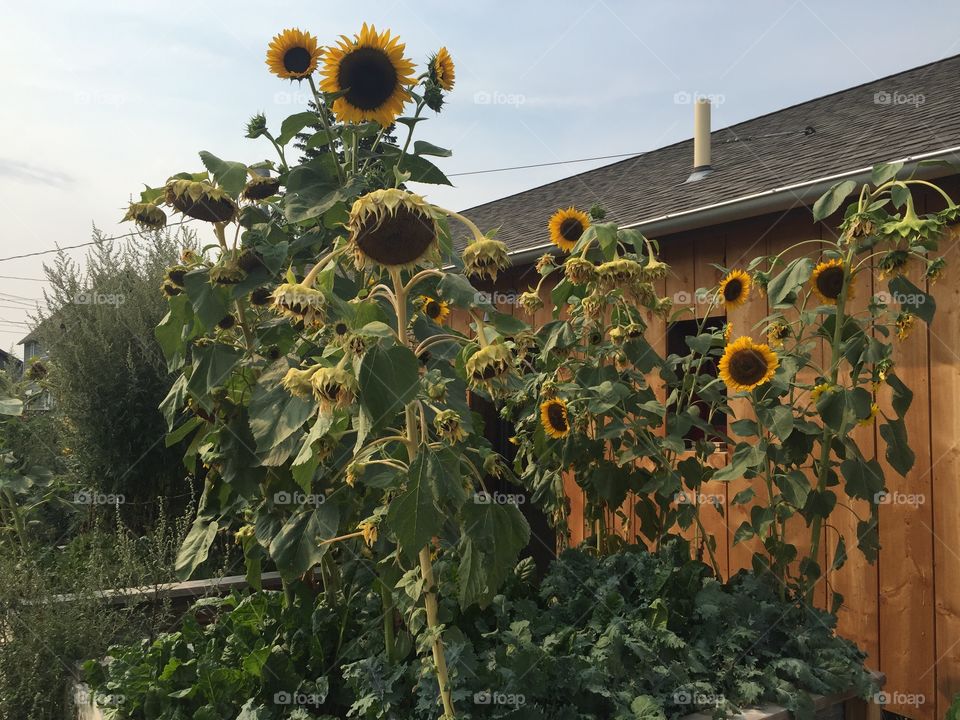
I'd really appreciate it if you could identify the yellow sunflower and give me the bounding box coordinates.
[540,398,570,439]
[858,402,879,427]
[810,382,834,403]
[810,258,853,305]
[430,47,455,91]
[420,296,450,323]
[548,207,591,252]
[346,189,440,269]
[718,269,751,309]
[266,28,322,79]
[320,23,416,126]
[718,336,779,393]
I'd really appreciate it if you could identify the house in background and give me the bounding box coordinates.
[0,348,22,378]
[456,54,960,720]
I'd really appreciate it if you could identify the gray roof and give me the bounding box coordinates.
[459,54,960,256]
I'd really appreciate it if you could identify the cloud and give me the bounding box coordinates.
[0,159,74,188]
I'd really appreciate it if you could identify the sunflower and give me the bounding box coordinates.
[249,287,272,306]
[271,282,326,326]
[161,281,181,298]
[810,383,835,404]
[810,258,852,305]
[596,258,644,291]
[282,365,321,399]
[243,174,281,201]
[217,314,236,330]
[858,402,879,427]
[767,320,790,346]
[311,366,356,409]
[518,290,544,314]
[462,238,510,281]
[896,312,915,340]
[164,179,237,223]
[165,265,189,288]
[548,207,590,252]
[718,336,779,393]
[434,409,466,443]
[564,256,596,286]
[346,189,439,269]
[420,296,450,323]
[266,28,322,80]
[209,262,246,286]
[465,343,513,386]
[540,398,570,439]
[429,47,455,91]
[718,269,751,309]
[122,202,167,230]
[320,23,416,126]
[358,520,378,547]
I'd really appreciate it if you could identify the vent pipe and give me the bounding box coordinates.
[687,98,713,182]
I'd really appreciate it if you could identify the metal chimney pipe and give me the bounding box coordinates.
[693,98,712,170]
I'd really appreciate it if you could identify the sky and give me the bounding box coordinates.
[2,0,960,352]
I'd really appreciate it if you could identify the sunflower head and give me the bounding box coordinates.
[243,174,282,201]
[161,280,182,297]
[420,296,450,323]
[164,179,237,223]
[209,262,247,286]
[926,257,947,284]
[540,398,570,439]
[767,320,790,346]
[548,207,590,252]
[462,238,510,281]
[271,282,326,326]
[877,250,910,280]
[165,265,189,289]
[346,189,439,269]
[718,336,779,393]
[465,343,513,386]
[597,258,644,291]
[581,293,606,321]
[281,365,321,400]
[719,269,751,309]
[564,256,596,286]
[122,202,167,230]
[217,314,236,330]
[858,402,879,427]
[266,28,322,80]
[429,47,455,92]
[896,312,916,341]
[810,259,852,305]
[518,290,544,315]
[434,409,466,443]
[249,287,273,306]
[358,520,379,547]
[311,366,356,409]
[320,24,416,126]
[810,382,835,404]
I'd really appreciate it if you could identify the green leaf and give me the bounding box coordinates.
[413,140,452,157]
[397,153,452,185]
[813,179,857,222]
[183,269,230,330]
[276,111,318,146]
[886,373,913,418]
[175,516,219,580]
[358,344,420,429]
[775,469,811,508]
[186,344,242,409]
[437,273,491,310]
[386,452,444,561]
[767,256,814,306]
[871,161,903,186]
[198,151,247,196]
[840,456,884,500]
[713,442,765,482]
[880,417,915,476]
[248,363,315,455]
[757,404,794,441]
[889,275,936,323]
[155,293,196,371]
[269,504,340,579]
[630,695,667,720]
[457,499,530,608]
[0,397,23,416]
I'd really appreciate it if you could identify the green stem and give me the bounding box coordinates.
[379,579,396,661]
[306,76,345,184]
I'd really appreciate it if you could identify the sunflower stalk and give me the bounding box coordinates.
[306,76,346,185]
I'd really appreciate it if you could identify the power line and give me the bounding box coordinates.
[0,221,193,264]
[0,275,47,282]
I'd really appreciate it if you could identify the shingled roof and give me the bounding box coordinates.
[458,53,960,258]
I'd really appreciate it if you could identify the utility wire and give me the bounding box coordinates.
[0,275,47,282]
[0,221,193,264]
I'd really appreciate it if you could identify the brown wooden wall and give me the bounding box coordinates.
[453,180,959,720]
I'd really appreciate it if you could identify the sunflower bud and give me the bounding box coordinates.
[245,113,268,139]
[462,238,510,281]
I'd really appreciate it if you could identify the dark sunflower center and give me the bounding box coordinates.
[283,46,312,74]
[723,278,743,302]
[355,206,435,266]
[547,403,568,433]
[335,322,348,336]
[338,47,398,110]
[728,349,769,386]
[559,218,585,243]
[815,266,845,299]
[425,300,441,319]
[317,383,340,401]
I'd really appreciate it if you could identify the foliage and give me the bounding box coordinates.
[36,227,199,528]
[509,167,956,600]
[85,543,876,720]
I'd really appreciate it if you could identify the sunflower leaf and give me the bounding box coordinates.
[812,179,857,222]
[276,111,319,146]
[199,151,248,196]
[386,452,444,562]
[358,344,420,430]
[413,140,452,157]
[269,505,340,579]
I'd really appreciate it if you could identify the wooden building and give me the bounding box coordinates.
[454,55,960,720]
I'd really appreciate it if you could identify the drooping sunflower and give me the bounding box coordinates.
[311,366,356,410]
[718,269,751,309]
[122,202,167,230]
[434,409,466,443]
[271,282,326,326]
[718,336,779,393]
[320,24,416,126]
[429,47,455,91]
[462,238,510,281]
[243,173,282,201]
[548,207,591,252]
[346,189,439,269]
[419,296,450,323]
[465,343,513,386]
[540,398,570,439]
[266,28,322,80]
[164,179,237,223]
[282,365,321,399]
[767,320,790,346]
[810,258,853,304]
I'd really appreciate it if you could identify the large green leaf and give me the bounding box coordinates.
[840,456,884,500]
[358,344,420,429]
[386,452,444,561]
[248,363,315,455]
[187,344,242,409]
[155,294,196,372]
[183,269,230,330]
[457,499,530,608]
[276,111,319,146]
[812,179,857,222]
[879,417,915,476]
[767,256,813,307]
[889,275,936,323]
[269,504,340,579]
[199,151,247,196]
[175,516,219,580]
